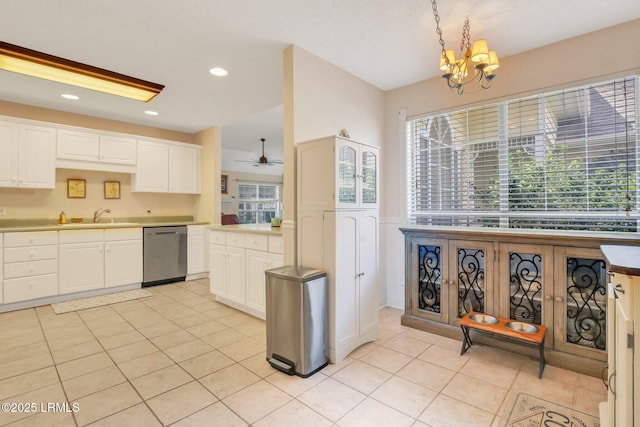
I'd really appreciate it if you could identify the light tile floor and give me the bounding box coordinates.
[0,279,606,426]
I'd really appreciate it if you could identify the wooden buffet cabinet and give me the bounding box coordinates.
[400,226,640,376]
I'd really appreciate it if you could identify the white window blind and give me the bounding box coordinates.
[407,76,639,232]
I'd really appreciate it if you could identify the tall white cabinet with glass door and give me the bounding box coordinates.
[297,135,379,363]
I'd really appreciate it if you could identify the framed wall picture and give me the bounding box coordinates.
[104,181,121,199]
[221,174,228,194]
[67,179,86,198]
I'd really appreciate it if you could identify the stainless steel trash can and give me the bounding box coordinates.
[265,265,328,377]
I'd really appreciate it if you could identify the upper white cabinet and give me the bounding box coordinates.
[297,136,379,211]
[0,120,56,189]
[56,128,137,172]
[132,139,201,194]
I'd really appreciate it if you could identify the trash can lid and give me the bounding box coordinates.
[265,265,326,281]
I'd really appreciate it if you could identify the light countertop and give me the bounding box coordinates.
[209,223,283,236]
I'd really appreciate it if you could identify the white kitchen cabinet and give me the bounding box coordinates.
[209,230,283,319]
[0,235,3,304]
[187,225,208,277]
[56,128,137,172]
[3,231,58,304]
[104,228,142,288]
[297,135,380,363]
[0,120,56,189]
[297,136,379,211]
[132,140,169,192]
[170,143,201,194]
[132,139,201,194]
[600,245,640,427]
[59,230,104,294]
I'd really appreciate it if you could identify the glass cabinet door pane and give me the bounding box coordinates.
[565,257,606,350]
[509,252,543,324]
[418,245,442,314]
[457,248,486,317]
[338,145,356,204]
[361,150,377,205]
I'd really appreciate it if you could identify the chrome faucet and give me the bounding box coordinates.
[93,208,111,223]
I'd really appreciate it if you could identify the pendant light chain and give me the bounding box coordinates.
[431,0,448,60]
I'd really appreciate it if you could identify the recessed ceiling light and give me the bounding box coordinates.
[144,110,159,116]
[209,67,228,77]
[61,94,79,100]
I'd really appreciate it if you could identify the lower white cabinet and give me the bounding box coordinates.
[3,231,58,303]
[59,228,142,294]
[600,245,640,427]
[59,230,104,294]
[187,225,208,276]
[209,230,283,319]
[104,230,142,287]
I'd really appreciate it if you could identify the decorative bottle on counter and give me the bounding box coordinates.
[59,211,67,224]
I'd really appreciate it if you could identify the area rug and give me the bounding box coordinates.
[51,289,153,314]
[505,393,599,427]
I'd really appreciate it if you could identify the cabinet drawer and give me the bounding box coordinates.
[226,232,245,248]
[104,228,141,241]
[4,231,57,247]
[59,229,104,244]
[4,259,57,279]
[4,245,57,262]
[269,235,283,254]
[3,274,58,303]
[209,230,226,245]
[245,234,268,251]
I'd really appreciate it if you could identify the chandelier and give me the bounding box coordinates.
[431,0,499,94]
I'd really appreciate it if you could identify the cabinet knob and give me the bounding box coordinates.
[544,295,553,300]
[29,251,35,258]
[555,296,563,303]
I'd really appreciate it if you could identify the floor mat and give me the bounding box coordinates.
[505,393,599,427]
[51,289,153,314]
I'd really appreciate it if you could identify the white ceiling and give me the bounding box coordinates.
[2,0,640,157]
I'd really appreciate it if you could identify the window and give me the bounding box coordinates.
[237,182,281,224]
[407,76,638,232]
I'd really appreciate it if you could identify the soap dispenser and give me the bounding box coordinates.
[59,211,67,224]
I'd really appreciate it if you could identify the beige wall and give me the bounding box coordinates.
[0,101,203,221]
[283,44,385,276]
[381,19,640,308]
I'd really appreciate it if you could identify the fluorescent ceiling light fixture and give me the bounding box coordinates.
[61,93,79,100]
[209,67,228,77]
[0,41,164,102]
[144,110,159,116]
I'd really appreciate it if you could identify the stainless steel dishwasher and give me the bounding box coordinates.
[142,225,187,287]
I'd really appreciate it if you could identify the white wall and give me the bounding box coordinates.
[381,19,640,309]
[283,45,385,288]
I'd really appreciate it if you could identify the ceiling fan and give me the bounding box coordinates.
[236,138,283,166]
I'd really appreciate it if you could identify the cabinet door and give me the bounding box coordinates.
[360,147,378,209]
[18,124,56,189]
[553,246,607,359]
[335,212,359,347]
[408,237,450,324]
[358,211,379,336]
[57,129,100,162]
[499,243,554,336]
[99,135,137,165]
[448,240,495,326]
[612,274,634,427]
[105,240,142,287]
[336,140,359,208]
[169,144,200,194]
[209,244,227,296]
[225,246,245,305]
[0,121,18,187]
[187,233,206,275]
[132,140,169,192]
[245,249,269,314]
[59,242,104,294]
